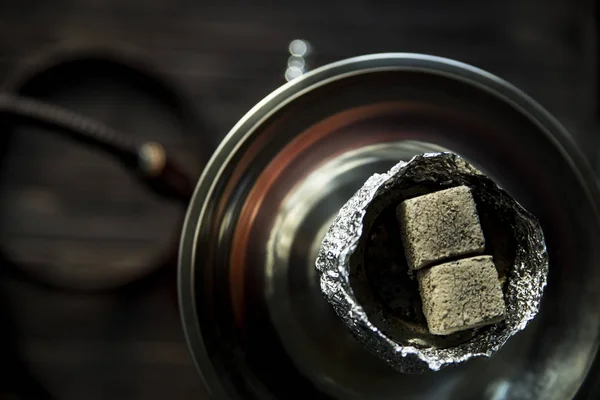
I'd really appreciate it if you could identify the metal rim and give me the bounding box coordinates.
[178,53,600,398]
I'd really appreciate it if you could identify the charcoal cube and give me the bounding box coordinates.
[417,255,506,335]
[397,185,485,270]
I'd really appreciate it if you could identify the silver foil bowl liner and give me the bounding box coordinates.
[315,152,548,373]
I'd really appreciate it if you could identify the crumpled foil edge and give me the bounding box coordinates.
[315,152,548,372]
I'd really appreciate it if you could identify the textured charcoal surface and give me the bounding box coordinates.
[397,185,485,270]
[418,255,506,335]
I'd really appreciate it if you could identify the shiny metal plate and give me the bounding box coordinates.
[179,54,600,400]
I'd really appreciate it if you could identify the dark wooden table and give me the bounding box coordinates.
[0,0,596,399]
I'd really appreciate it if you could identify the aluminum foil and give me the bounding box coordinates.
[315,152,548,372]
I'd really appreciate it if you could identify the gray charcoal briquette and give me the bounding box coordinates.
[397,185,485,270]
[417,255,506,335]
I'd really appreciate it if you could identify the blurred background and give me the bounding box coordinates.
[0,0,596,399]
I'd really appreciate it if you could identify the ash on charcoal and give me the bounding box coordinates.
[417,255,506,335]
[397,186,485,270]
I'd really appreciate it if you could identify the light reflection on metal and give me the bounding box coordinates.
[289,39,310,56]
[488,380,511,400]
[285,39,311,81]
[288,55,306,70]
[285,66,304,82]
